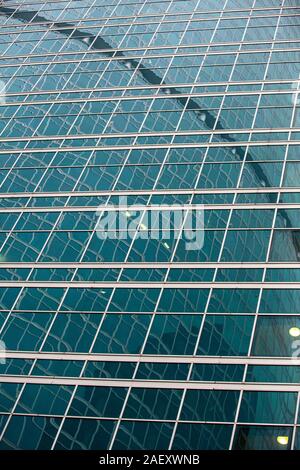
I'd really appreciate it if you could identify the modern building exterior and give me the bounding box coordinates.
[0,0,299,451]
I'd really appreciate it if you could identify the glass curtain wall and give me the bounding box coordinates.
[0,0,299,450]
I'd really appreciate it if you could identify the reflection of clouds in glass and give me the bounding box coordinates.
[0,340,6,365]
[291,76,300,106]
[0,80,5,105]
[291,339,300,362]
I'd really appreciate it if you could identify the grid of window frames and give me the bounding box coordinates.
[0,0,299,451]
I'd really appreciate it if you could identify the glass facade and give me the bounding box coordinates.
[0,0,299,451]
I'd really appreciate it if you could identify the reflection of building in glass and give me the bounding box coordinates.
[0,0,299,450]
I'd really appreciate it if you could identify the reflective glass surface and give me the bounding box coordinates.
[0,0,299,451]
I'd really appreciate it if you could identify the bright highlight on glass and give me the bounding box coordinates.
[289,327,300,337]
[276,436,289,446]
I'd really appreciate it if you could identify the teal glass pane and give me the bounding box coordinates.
[221,230,270,262]
[112,421,173,450]
[136,363,189,380]
[283,163,300,187]
[238,391,297,424]
[15,384,74,415]
[260,289,300,313]
[0,359,33,376]
[167,268,215,282]
[39,231,91,262]
[172,423,233,450]
[197,315,254,356]
[191,364,244,382]
[83,361,135,379]
[174,230,225,262]
[123,388,182,420]
[269,230,300,262]
[92,314,151,354]
[108,288,160,312]
[208,289,259,313]
[0,383,23,413]
[230,209,274,228]
[240,162,283,188]
[32,359,84,377]
[1,312,53,351]
[54,419,116,450]
[252,316,300,357]
[247,365,300,384]
[158,288,209,312]
[216,268,263,282]
[15,287,64,311]
[0,416,61,450]
[61,288,112,312]
[42,313,102,353]
[0,288,21,310]
[233,425,293,450]
[67,386,127,418]
[265,269,300,282]
[180,390,239,422]
[144,314,202,355]
[83,234,131,262]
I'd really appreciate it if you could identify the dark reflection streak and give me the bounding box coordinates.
[0,6,283,198]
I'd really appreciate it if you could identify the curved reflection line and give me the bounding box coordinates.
[0,5,290,213]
